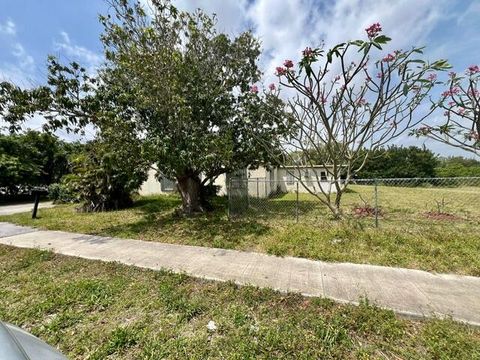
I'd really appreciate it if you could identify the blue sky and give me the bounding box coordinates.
[1,0,479,156]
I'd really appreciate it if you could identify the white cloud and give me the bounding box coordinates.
[0,17,36,86]
[0,18,16,35]
[167,0,453,87]
[173,0,249,35]
[54,31,102,71]
[246,0,450,86]
[11,42,35,72]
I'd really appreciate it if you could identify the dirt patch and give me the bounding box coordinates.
[423,212,462,221]
[352,205,382,218]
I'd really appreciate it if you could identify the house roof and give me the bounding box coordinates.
[282,165,336,169]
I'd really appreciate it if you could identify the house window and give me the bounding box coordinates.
[161,178,176,192]
[320,171,327,181]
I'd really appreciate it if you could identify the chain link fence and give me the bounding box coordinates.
[227,177,480,227]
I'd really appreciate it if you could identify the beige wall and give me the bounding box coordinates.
[138,165,336,197]
[139,169,163,196]
[139,170,230,196]
[277,167,337,194]
[213,174,228,195]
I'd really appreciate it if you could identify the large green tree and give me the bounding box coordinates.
[0,0,287,214]
[355,146,438,179]
[0,130,76,194]
[436,156,480,177]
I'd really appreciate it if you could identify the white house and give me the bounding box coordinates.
[139,165,336,197]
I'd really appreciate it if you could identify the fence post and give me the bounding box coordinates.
[32,191,40,219]
[246,178,249,209]
[227,177,231,220]
[256,178,259,198]
[296,181,299,223]
[374,178,379,228]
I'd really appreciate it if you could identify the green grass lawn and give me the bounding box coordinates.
[1,245,479,359]
[1,184,479,275]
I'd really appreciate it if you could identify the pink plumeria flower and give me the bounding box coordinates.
[365,23,382,39]
[357,98,367,106]
[467,131,480,140]
[467,65,479,75]
[250,85,259,94]
[382,54,395,62]
[275,66,287,76]
[302,47,313,57]
[427,73,437,82]
[418,126,432,135]
[268,83,276,91]
[442,87,460,98]
[283,59,294,68]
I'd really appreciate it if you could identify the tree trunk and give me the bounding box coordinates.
[332,190,344,219]
[176,174,205,214]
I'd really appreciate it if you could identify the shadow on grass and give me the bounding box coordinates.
[104,195,271,249]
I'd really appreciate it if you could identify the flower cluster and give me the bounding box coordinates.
[268,83,276,91]
[448,71,456,78]
[382,53,395,62]
[250,85,259,94]
[275,60,294,77]
[427,73,437,82]
[275,66,287,76]
[357,98,367,106]
[467,65,479,75]
[365,23,382,39]
[466,131,480,141]
[417,126,432,135]
[441,87,460,98]
[302,47,313,57]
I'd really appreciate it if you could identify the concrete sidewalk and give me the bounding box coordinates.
[1,222,479,326]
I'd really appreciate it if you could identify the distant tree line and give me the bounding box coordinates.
[287,145,480,179]
[356,146,480,179]
[0,131,82,196]
[435,156,480,177]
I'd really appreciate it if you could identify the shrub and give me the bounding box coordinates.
[67,140,148,212]
[48,181,78,204]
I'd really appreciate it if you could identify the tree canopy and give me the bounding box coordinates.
[0,130,79,194]
[354,146,438,179]
[0,0,288,213]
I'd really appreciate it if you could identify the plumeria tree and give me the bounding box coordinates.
[413,66,480,156]
[265,23,450,218]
